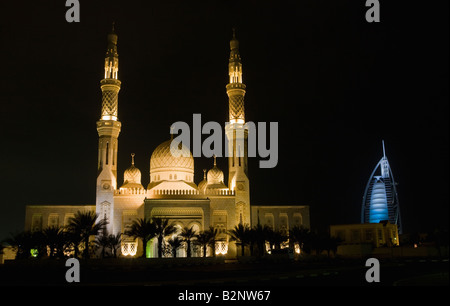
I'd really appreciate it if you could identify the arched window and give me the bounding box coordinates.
[105,142,109,165]
[169,174,172,180]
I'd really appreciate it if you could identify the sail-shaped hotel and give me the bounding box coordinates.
[361,141,402,233]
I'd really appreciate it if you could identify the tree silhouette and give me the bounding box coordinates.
[228,224,251,256]
[66,211,107,259]
[125,218,156,258]
[167,236,183,258]
[152,217,177,258]
[180,226,196,258]
[42,226,66,258]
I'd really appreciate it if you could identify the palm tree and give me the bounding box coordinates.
[108,233,122,258]
[265,227,288,252]
[125,218,156,258]
[271,230,288,251]
[289,225,310,253]
[95,233,110,258]
[207,226,219,257]
[252,224,269,257]
[228,224,251,257]
[167,236,183,258]
[42,226,66,258]
[152,217,177,258]
[195,232,211,257]
[5,231,34,259]
[65,230,83,258]
[180,226,196,257]
[67,211,107,259]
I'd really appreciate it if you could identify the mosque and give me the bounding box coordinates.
[24,27,310,258]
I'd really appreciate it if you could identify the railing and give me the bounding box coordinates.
[114,188,235,197]
[114,188,147,195]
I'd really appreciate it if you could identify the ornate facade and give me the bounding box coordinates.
[24,27,310,258]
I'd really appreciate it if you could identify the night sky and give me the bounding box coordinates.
[0,1,448,240]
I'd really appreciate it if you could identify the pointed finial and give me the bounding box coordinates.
[382,140,386,158]
[203,169,207,180]
[131,153,135,165]
[230,27,239,50]
[111,21,115,33]
[213,154,217,167]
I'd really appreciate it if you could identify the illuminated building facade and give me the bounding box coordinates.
[361,141,402,233]
[24,27,309,258]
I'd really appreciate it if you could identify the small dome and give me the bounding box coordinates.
[121,153,143,189]
[207,156,224,184]
[124,165,141,184]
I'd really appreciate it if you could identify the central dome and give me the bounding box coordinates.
[150,139,194,172]
[149,138,195,186]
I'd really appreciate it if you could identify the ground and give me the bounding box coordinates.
[0,257,447,286]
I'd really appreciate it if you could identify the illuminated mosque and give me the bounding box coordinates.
[24,28,310,258]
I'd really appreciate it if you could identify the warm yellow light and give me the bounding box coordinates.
[215,241,228,255]
[102,115,118,121]
[122,242,137,256]
[230,119,245,124]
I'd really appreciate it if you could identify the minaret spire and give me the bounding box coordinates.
[100,24,121,121]
[225,28,251,227]
[227,28,246,124]
[96,27,122,234]
[131,153,135,166]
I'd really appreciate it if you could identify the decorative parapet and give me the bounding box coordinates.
[148,189,200,196]
[114,188,146,195]
[206,189,235,196]
[114,188,235,197]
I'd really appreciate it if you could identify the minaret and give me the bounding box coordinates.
[225,29,251,226]
[96,24,122,234]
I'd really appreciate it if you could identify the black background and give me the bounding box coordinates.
[0,0,448,240]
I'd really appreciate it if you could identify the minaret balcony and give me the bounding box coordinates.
[226,83,246,90]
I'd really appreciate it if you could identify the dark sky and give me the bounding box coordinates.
[0,0,448,240]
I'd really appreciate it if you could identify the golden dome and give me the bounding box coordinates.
[207,156,224,184]
[150,138,194,180]
[124,165,141,184]
[121,153,144,189]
